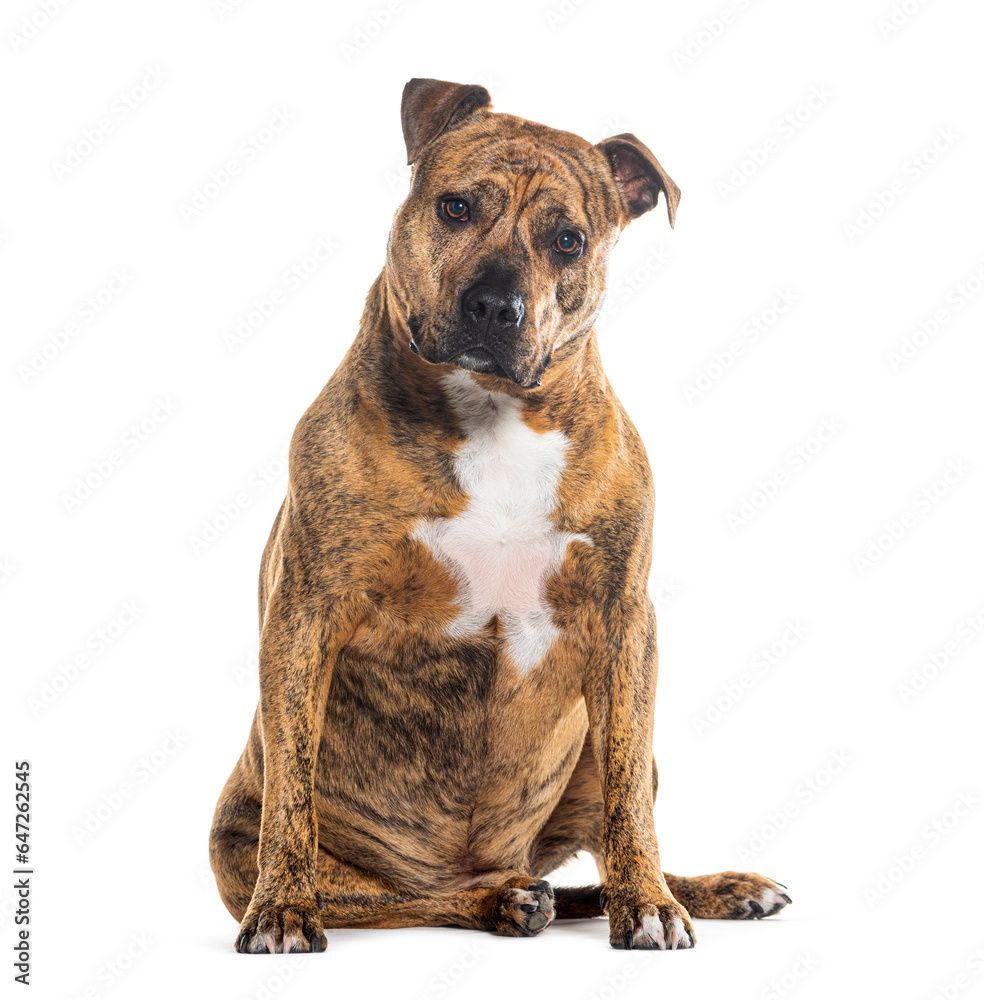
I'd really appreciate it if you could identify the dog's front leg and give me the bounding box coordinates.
[235,589,355,954]
[584,599,695,950]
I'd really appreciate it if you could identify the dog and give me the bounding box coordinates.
[209,77,791,954]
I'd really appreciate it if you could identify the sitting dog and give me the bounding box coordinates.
[209,77,791,954]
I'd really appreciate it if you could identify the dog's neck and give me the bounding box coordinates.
[350,270,616,442]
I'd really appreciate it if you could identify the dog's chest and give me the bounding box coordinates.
[411,372,591,671]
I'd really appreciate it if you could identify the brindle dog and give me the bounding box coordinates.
[210,78,791,954]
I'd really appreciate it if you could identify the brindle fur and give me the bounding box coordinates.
[210,78,790,954]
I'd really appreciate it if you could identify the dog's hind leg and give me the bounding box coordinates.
[529,742,791,922]
[662,872,791,919]
[548,873,792,922]
[313,856,557,939]
[211,795,557,950]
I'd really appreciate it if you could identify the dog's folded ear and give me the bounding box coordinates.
[595,134,681,229]
[401,78,493,165]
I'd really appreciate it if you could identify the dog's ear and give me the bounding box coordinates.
[595,134,681,228]
[401,78,493,165]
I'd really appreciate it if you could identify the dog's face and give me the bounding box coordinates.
[387,79,680,389]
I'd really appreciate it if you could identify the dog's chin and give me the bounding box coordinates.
[452,347,508,378]
[410,331,544,389]
[450,347,544,389]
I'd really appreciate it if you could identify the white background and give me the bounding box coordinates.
[3,1,983,998]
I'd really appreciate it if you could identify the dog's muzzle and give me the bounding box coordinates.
[409,281,542,388]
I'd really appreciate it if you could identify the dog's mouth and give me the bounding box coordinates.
[452,346,507,378]
[447,345,543,388]
[408,325,543,389]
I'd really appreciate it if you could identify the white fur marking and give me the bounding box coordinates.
[760,888,788,912]
[636,915,666,948]
[635,914,688,949]
[412,371,591,672]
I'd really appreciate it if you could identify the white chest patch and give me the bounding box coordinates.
[412,371,592,672]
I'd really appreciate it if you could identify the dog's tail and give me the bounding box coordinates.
[553,885,605,919]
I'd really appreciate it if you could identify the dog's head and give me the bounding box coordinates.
[386,78,680,389]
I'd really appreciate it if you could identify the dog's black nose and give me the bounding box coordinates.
[461,283,524,338]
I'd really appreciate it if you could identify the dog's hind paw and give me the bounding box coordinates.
[743,883,792,919]
[488,878,556,937]
[666,871,792,920]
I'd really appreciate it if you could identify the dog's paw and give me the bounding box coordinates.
[488,878,556,937]
[235,899,327,954]
[606,894,695,951]
[671,871,792,920]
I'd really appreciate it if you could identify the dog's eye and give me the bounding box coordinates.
[443,198,470,221]
[553,231,583,256]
